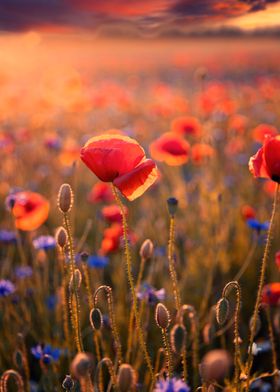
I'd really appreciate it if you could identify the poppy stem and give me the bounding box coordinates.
[63,213,84,353]
[264,305,278,392]
[161,327,172,378]
[245,183,279,390]
[168,215,181,312]
[111,185,154,381]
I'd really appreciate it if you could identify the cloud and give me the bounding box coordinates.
[0,0,279,34]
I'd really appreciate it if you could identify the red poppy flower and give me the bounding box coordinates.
[263,181,277,197]
[80,134,158,201]
[241,205,256,221]
[100,223,123,254]
[249,136,280,183]
[171,116,202,137]
[275,251,280,271]
[191,143,215,165]
[252,124,278,143]
[11,191,50,231]
[150,132,190,166]
[101,204,127,223]
[87,183,114,203]
[261,283,280,306]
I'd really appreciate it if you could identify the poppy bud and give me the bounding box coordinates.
[170,324,186,354]
[69,269,82,291]
[89,308,103,330]
[58,183,73,213]
[155,303,170,329]
[117,364,136,392]
[55,226,68,249]
[71,353,92,379]
[62,375,74,391]
[216,298,229,325]
[167,197,178,217]
[13,350,23,369]
[139,239,154,260]
[207,385,215,392]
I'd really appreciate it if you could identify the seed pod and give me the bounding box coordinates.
[80,251,89,263]
[58,183,73,213]
[139,239,154,260]
[69,269,82,291]
[155,303,170,330]
[89,308,103,330]
[62,375,74,390]
[71,353,92,379]
[170,324,186,354]
[216,297,229,325]
[55,226,68,249]
[167,197,178,216]
[117,364,136,392]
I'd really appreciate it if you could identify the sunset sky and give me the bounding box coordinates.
[0,0,280,36]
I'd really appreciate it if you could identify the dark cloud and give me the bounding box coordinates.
[0,0,279,34]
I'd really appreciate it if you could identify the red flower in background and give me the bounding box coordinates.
[241,205,256,221]
[261,283,280,306]
[191,143,215,165]
[87,183,114,203]
[101,204,127,223]
[252,124,278,143]
[275,251,280,271]
[100,223,136,255]
[150,132,190,166]
[249,136,280,183]
[171,116,202,137]
[11,191,49,231]
[80,134,158,201]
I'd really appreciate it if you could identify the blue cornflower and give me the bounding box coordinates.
[15,266,33,279]
[31,344,61,362]
[32,235,56,250]
[0,230,17,244]
[154,378,190,392]
[0,280,16,297]
[46,295,57,310]
[87,255,109,269]
[247,219,269,232]
[154,246,166,257]
[137,283,165,305]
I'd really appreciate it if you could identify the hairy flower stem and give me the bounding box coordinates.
[222,281,242,390]
[126,256,145,363]
[161,328,172,378]
[168,216,181,311]
[264,305,278,392]
[112,185,154,381]
[245,184,279,391]
[63,213,84,352]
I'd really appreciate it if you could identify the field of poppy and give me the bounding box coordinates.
[1,37,280,392]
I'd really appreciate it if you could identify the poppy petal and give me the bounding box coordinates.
[150,133,190,166]
[249,146,270,180]
[80,134,145,182]
[263,136,280,181]
[113,159,158,201]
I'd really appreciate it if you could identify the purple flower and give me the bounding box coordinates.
[0,230,17,244]
[33,235,56,250]
[154,378,190,392]
[137,284,165,304]
[15,266,33,279]
[247,219,269,232]
[31,344,61,362]
[45,295,57,310]
[0,280,16,297]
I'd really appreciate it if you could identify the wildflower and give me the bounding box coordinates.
[191,143,215,165]
[32,235,56,250]
[9,191,49,231]
[31,344,61,362]
[246,219,269,233]
[137,284,165,304]
[261,283,280,305]
[80,134,158,201]
[45,295,58,310]
[275,250,280,271]
[241,205,256,220]
[0,230,17,244]
[15,266,33,279]
[171,116,202,137]
[150,133,190,166]
[101,204,127,223]
[249,135,280,183]
[252,123,277,143]
[87,182,114,203]
[0,280,16,297]
[154,377,190,392]
[87,255,109,269]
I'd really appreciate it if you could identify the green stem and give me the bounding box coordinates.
[245,183,279,390]
[168,216,181,311]
[112,185,154,381]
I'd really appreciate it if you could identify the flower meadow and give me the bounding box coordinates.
[1,39,280,392]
